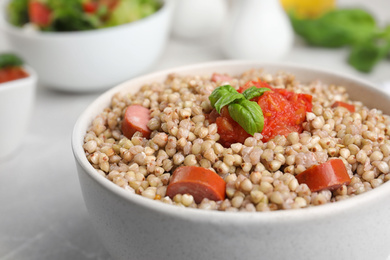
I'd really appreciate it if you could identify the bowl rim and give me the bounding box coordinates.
[72,59,390,223]
[0,65,37,90]
[0,0,172,38]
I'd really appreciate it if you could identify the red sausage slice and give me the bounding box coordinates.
[166,166,226,204]
[331,101,355,112]
[211,73,233,83]
[122,104,151,139]
[295,158,351,192]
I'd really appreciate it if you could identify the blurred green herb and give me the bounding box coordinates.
[46,0,97,31]
[348,25,390,72]
[209,85,269,135]
[290,8,377,48]
[290,8,390,72]
[0,53,24,69]
[105,0,161,27]
[7,0,29,27]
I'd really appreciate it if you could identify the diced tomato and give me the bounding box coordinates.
[212,80,312,147]
[258,90,296,142]
[238,79,272,95]
[28,1,52,27]
[206,108,219,124]
[83,0,118,15]
[239,79,313,142]
[213,79,313,145]
[273,88,313,113]
[215,106,251,147]
[83,2,99,13]
[259,89,312,142]
[0,67,29,84]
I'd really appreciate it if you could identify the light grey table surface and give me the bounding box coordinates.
[1,1,390,259]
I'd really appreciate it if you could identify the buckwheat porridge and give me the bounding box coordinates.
[83,69,390,212]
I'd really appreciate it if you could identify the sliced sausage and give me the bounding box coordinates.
[166,166,226,204]
[331,101,355,112]
[122,104,151,139]
[211,73,233,83]
[295,158,351,192]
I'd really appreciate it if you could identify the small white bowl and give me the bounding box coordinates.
[72,61,390,260]
[0,65,36,159]
[0,0,173,92]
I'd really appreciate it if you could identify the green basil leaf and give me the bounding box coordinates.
[209,85,241,111]
[0,53,24,69]
[290,8,376,48]
[242,87,271,100]
[347,25,390,73]
[228,99,264,136]
[214,92,244,113]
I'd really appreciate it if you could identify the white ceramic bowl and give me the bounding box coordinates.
[72,61,390,260]
[0,0,173,92]
[0,65,36,159]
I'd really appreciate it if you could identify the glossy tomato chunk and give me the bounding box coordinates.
[259,88,312,142]
[0,67,29,84]
[238,80,272,101]
[213,79,312,146]
[215,107,251,147]
[29,1,52,27]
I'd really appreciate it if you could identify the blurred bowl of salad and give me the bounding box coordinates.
[0,53,36,159]
[0,0,173,92]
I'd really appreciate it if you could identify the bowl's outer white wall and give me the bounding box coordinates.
[0,66,36,158]
[0,0,173,92]
[77,165,390,260]
[73,61,390,260]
